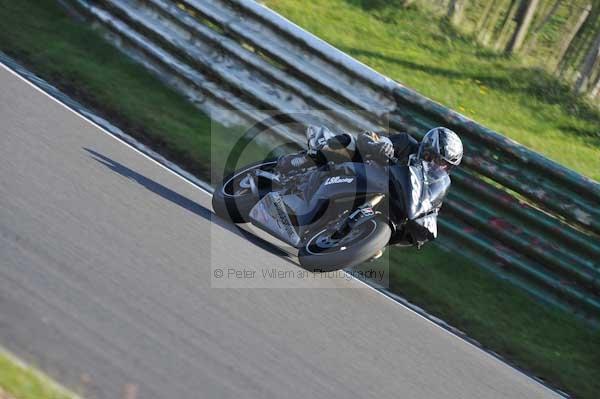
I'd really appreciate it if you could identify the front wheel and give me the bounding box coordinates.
[298,217,391,272]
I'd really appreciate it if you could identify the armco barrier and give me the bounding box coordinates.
[66,0,600,322]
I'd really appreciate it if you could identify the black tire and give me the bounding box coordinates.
[298,217,391,272]
[212,160,278,223]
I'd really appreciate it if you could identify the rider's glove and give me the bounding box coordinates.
[359,131,394,162]
[307,125,336,155]
[367,135,394,161]
[376,139,394,159]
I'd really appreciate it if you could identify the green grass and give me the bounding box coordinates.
[0,349,77,399]
[264,0,600,182]
[0,0,599,398]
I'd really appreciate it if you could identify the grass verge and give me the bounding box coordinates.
[265,0,600,182]
[0,0,598,398]
[0,349,77,399]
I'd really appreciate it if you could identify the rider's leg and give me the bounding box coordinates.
[277,126,356,174]
[277,126,332,174]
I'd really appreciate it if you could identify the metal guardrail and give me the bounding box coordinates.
[67,0,600,322]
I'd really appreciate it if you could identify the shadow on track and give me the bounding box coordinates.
[84,147,295,262]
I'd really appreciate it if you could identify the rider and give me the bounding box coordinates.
[278,125,463,174]
[277,125,464,247]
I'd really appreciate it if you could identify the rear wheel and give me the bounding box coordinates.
[212,160,278,223]
[298,217,391,272]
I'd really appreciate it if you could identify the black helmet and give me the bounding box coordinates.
[417,127,463,172]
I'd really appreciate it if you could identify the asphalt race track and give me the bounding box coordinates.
[0,64,562,399]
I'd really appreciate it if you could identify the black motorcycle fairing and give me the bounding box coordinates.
[247,161,388,247]
[292,162,388,227]
[248,191,303,247]
[309,162,389,200]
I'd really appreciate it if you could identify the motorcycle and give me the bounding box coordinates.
[212,151,450,272]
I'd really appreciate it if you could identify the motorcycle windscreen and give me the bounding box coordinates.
[248,192,302,247]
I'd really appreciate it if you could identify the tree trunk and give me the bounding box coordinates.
[495,0,520,50]
[575,29,600,93]
[589,73,600,99]
[522,0,562,55]
[447,0,467,24]
[555,3,592,72]
[477,0,497,32]
[506,0,541,54]
[479,0,508,45]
